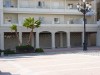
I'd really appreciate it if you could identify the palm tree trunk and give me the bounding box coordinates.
[27,29,33,45]
[15,31,21,46]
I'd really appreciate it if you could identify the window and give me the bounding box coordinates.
[38,1,41,7]
[38,1,45,8]
[54,18,60,24]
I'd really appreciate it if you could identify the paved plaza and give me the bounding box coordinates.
[0,47,100,75]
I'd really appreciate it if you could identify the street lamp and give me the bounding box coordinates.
[77,0,91,51]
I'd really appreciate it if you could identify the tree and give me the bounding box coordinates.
[23,17,41,45]
[10,24,21,46]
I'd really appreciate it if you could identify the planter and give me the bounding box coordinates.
[16,45,34,53]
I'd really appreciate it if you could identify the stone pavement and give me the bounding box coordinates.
[0,47,100,75]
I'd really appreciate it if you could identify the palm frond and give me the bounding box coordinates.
[10,24,17,31]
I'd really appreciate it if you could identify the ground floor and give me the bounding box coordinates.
[0,31,97,50]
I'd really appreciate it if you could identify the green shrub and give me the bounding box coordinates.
[35,48,44,53]
[0,50,2,55]
[0,50,2,53]
[4,49,16,55]
[16,45,34,53]
[0,49,16,56]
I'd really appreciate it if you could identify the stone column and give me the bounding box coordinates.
[19,32,22,44]
[60,32,63,48]
[31,33,35,47]
[0,32,4,50]
[36,32,39,48]
[0,11,3,26]
[18,0,19,8]
[67,32,70,48]
[0,0,3,9]
[96,26,100,46]
[51,32,55,49]
[65,0,66,10]
[50,0,51,9]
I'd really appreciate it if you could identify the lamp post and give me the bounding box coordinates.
[77,0,91,51]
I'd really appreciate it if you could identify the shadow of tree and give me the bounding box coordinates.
[0,71,20,75]
[0,72,12,75]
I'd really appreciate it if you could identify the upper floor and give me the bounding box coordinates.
[0,0,96,14]
[3,13,96,26]
[0,0,97,26]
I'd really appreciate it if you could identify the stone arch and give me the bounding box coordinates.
[39,31,52,48]
[4,32,18,50]
[55,31,67,48]
[70,32,82,47]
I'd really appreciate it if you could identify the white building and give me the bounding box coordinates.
[0,0,99,50]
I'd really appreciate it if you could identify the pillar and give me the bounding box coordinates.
[96,26,100,46]
[67,32,70,48]
[50,0,51,9]
[32,33,35,47]
[36,32,39,48]
[51,32,55,49]
[60,32,63,47]
[19,32,22,44]
[0,0,3,9]
[18,0,19,8]
[0,32,4,50]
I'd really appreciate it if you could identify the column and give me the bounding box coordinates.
[0,32,4,50]
[51,32,55,49]
[0,0,3,9]
[67,32,70,48]
[60,32,63,48]
[0,11,3,26]
[50,0,51,9]
[36,32,39,48]
[97,26,100,46]
[96,30,100,46]
[32,33,35,47]
[18,0,20,8]
[19,32,22,44]
[65,0,66,10]
[93,0,97,23]
[35,0,37,8]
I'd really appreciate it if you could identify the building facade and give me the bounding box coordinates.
[0,0,98,50]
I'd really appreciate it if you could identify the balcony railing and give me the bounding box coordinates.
[3,3,78,10]
[3,20,95,26]
[4,6,78,10]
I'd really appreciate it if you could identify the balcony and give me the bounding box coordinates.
[3,13,18,26]
[3,0,95,15]
[3,0,82,14]
[3,20,96,26]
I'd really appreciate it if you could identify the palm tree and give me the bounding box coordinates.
[23,17,41,45]
[10,24,21,46]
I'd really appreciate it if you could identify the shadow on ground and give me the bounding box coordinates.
[0,71,20,75]
[0,47,100,60]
